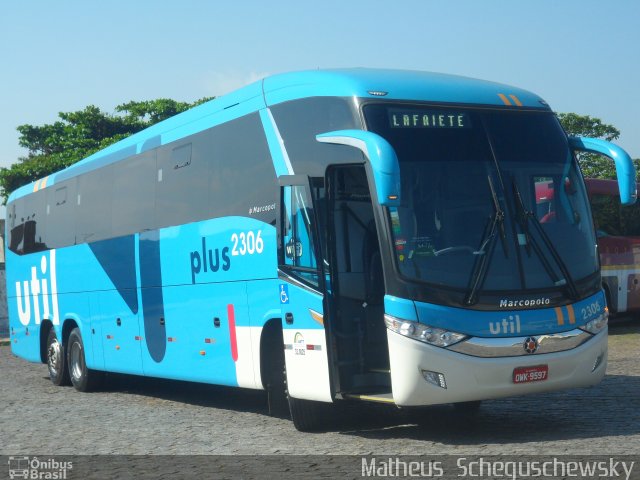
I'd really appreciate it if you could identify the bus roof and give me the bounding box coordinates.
[9,68,549,203]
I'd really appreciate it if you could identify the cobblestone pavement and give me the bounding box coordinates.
[0,322,638,456]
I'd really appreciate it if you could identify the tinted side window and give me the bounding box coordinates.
[46,180,77,248]
[113,150,156,237]
[270,97,362,177]
[208,113,277,224]
[8,194,47,254]
[76,166,114,243]
[156,139,209,228]
[8,201,23,252]
[22,190,48,253]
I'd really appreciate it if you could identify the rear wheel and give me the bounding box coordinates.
[67,328,104,392]
[46,328,70,386]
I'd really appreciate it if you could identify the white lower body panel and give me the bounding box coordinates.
[283,328,332,402]
[235,326,263,390]
[387,328,608,406]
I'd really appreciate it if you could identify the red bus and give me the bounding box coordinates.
[536,178,640,315]
[586,179,640,316]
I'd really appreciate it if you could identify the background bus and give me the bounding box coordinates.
[587,178,640,316]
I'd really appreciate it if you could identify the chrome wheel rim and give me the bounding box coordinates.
[47,339,62,378]
[70,340,83,382]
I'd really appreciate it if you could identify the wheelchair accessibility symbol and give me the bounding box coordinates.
[279,284,289,304]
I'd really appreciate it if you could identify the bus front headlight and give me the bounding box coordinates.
[384,314,468,347]
[579,310,608,335]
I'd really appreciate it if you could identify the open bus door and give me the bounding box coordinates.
[277,175,333,404]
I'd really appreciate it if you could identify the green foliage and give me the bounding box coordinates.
[556,113,620,142]
[557,112,622,180]
[0,97,213,203]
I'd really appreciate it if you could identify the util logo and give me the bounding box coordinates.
[489,314,521,335]
[15,250,60,326]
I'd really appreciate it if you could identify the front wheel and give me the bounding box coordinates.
[266,330,329,431]
[283,358,329,432]
[46,328,70,386]
[288,395,329,432]
[67,328,104,392]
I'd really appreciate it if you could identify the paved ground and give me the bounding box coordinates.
[0,321,638,456]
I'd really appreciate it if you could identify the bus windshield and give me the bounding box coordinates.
[364,104,597,295]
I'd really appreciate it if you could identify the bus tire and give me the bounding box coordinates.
[287,395,328,432]
[284,366,329,431]
[263,324,328,430]
[67,328,104,392]
[263,332,289,417]
[46,328,71,386]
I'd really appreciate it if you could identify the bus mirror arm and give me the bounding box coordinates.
[316,130,401,207]
[568,137,637,205]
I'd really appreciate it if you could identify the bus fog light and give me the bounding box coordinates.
[421,369,447,389]
[592,353,604,372]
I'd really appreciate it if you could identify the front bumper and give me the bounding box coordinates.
[387,327,607,406]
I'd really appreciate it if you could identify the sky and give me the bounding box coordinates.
[1,0,639,213]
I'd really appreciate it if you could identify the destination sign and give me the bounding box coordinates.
[389,110,471,129]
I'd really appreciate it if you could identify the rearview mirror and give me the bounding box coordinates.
[569,137,637,205]
[316,130,401,207]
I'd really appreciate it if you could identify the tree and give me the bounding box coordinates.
[556,113,620,142]
[0,97,212,203]
[556,112,628,179]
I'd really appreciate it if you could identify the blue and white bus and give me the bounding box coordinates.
[6,69,635,431]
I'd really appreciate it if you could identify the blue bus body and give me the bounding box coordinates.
[6,69,634,430]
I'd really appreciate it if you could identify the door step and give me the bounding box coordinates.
[343,392,395,404]
[369,368,390,374]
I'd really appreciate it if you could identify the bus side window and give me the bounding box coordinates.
[208,113,277,224]
[23,190,47,253]
[113,150,156,237]
[76,167,113,243]
[282,185,320,288]
[156,141,208,228]
[8,201,24,253]
[46,181,77,248]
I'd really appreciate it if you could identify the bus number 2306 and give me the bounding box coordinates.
[231,231,264,256]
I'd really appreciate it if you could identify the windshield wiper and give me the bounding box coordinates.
[511,178,579,300]
[489,175,509,258]
[464,175,508,305]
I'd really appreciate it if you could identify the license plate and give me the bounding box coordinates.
[513,365,548,384]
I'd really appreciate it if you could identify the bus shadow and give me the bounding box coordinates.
[97,373,272,416]
[93,371,640,446]
[608,317,640,333]
[334,374,640,444]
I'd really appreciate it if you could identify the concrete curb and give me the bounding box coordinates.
[0,338,10,346]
